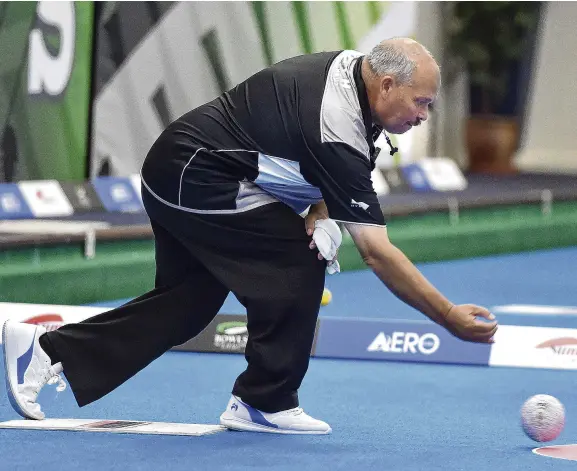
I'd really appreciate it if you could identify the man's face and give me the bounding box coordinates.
[373,60,440,134]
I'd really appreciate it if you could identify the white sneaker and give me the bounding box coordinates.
[2,321,66,420]
[219,395,332,435]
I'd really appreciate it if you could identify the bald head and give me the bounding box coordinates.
[366,37,439,85]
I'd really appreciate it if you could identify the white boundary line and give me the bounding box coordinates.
[533,444,577,461]
[492,305,577,316]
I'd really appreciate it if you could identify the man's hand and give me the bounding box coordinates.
[442,304,498,344]
[345,223,498,344]
[305,201,331,261]
[304,201,341,274]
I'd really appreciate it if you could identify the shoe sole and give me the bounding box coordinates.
[2,322,38,420]
[220,415,332,435]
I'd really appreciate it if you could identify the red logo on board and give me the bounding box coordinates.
[24,314,64,332]
[535,338,577,356]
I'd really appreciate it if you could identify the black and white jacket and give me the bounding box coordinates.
[142,50,388,226]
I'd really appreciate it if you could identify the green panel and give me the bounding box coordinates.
[264,2,303,62]
[201,29,230,93]
[333,2,354,50]
[306,2,341,53]
[0,240,155,304]
[2,202,577,305]
[341,1,373,47]
[367,1,383,25]
[2,2,94,181]
[0,2,38,140]
[292,1,314,54]
[253,1,392,62]
[251,1,274,66]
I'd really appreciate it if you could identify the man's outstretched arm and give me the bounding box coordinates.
[345,223,498,343]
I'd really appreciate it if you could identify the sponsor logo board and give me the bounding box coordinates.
[60,182,105,212]
[173,314,248,354]
[314,318,491,365]
[0,184,34,219]
[91,177,143,213]
[18,180,74,217]
[400,164,432,192]
[174,314,322,355]
[0,303,108,342]
[489,325,577,370]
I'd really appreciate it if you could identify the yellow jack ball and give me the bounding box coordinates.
[321,288,332,306]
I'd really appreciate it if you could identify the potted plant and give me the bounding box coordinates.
[444,2,541,174]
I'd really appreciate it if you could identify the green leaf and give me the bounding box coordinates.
[445,1,540,112]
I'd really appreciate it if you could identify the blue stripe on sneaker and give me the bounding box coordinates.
[16,331,36,384]
[239,400,279,429]
[2,323,27,417]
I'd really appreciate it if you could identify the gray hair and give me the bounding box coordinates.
[367,39,433,84]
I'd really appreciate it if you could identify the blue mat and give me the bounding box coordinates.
[0,352,575,470]
[2,247,576,470]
